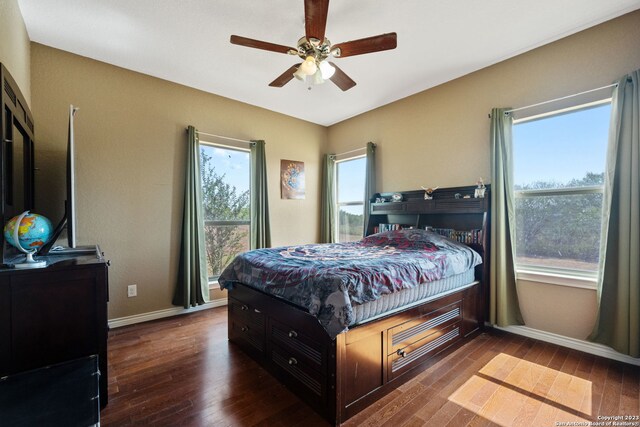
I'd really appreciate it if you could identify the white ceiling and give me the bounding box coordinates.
[18,0,640,126]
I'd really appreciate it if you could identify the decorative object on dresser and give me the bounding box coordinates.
[222,185,490,424]
[0,253,110,409]
[391,192,403,202]
[420,186,439,200]
[3,211,53,268]
[475,177,486,198]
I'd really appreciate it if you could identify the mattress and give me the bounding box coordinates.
[351,268,477,325]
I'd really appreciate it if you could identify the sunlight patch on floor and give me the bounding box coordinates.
[448,353,593,426]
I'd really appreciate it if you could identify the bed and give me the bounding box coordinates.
[219,185,490,425]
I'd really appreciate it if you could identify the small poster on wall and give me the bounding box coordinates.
[280,159,305,199]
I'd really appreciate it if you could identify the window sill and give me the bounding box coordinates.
[516,269,597,290]
[209,280,220,290]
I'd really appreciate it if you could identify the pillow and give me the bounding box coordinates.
[360,229,440,250]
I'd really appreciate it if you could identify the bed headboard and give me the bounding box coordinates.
[367,185,491,318]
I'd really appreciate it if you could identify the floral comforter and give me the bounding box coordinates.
[218,229,481,339]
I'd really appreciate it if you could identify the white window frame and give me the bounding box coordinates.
[335,154,366,243]
[512,99,611,290]
[199,140,251,286]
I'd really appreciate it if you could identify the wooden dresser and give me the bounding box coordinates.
[0,255,109,407]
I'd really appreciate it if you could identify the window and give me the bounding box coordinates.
[512,101,611,277]
[199,143,250,281]
[336,156,366,242]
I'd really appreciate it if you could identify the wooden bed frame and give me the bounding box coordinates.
[227,185,490,425]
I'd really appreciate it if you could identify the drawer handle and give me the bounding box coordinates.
[288,357,298,366]
[288,330,298,338]
[397,349,406,358]
[241,305,249,311]
[241,326,249,333]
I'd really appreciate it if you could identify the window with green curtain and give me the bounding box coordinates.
[199,142,251,281]
[512,101,611,277]
[336,156,366,242]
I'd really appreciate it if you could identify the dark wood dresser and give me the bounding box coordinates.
[0,255,109,407]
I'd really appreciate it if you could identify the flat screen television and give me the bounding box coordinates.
[39,105,95,256]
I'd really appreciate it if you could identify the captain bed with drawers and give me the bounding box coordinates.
[219,186,490,425]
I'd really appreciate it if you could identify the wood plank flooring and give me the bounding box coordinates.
[101,306,639,426]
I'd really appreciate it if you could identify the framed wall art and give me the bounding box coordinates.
[280,159,305,199]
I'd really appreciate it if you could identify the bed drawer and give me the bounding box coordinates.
[270,343,324,397]
[388,301,462,355]
[228,297,266,355]
[270,319,323,370]
[388,322,461,380]
[229,297,265,327]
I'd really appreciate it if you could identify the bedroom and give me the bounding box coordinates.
[0,0,639,425]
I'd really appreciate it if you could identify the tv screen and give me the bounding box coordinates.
[66,104,78,248]
[38,105,79,254]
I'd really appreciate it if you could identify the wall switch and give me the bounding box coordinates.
[127,284,137,298]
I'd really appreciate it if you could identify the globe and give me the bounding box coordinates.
[4,211,53,252]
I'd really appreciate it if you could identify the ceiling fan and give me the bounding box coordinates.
[230,0,397,91]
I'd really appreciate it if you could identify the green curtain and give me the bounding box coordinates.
[363,142,376,237]
[173,126,209,308]
[250,140,271,249]
[320,154,336,243]
[589,71,640,357]
[489,108,524,326]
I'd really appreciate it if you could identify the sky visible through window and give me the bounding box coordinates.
[338,156,366,202]
[200,145,249,192]
[513,103,610,187]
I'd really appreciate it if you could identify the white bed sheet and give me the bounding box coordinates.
[351,269,477,325]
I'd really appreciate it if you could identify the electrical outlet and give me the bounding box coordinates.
[127,284,137,298]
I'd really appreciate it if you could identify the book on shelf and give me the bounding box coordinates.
[425,226,483,244]
[374,223,415,233]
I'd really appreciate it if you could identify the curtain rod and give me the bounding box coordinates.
[504,83,618,115]
[334,143,376,158]
[185,128,255,144]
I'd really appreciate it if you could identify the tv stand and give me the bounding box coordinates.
[0,253,109,408]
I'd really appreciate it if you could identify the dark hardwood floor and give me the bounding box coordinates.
[101,306,639,426]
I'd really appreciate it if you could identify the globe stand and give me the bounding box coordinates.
[13,250,47,269]
[10,211,48,269]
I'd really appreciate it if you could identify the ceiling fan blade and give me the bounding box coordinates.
[304,0,329,42]
[328,62,356,91]
[269,65,299,87]
[332,32,397,58]
[230,35,297,55]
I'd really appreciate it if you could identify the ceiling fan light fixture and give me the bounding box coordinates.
[319,61,335,79]
[230,2,397,92]
[293,66,307,81]
[313,69,325,85]
[299,56,317,75]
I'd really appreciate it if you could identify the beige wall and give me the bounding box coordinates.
[517,281,597,339]
[0,0,31,103]
[30,44,327,320]
[327,11,640,339]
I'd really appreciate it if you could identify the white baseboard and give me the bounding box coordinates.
[495,325,640,366]
[108,298,228,329]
